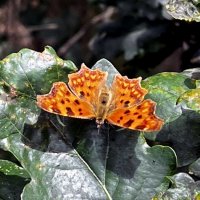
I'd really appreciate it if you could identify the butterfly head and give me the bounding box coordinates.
[96,118,105,129]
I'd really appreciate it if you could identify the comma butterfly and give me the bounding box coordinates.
[37,64,163,131]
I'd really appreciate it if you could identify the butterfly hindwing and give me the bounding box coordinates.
[107,99,163,131]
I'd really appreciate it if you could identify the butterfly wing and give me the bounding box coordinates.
[110,74,148,109]
[37,82,95,119]
[107,99,163,131]
[37,64,108,119]
[68,63,108,108]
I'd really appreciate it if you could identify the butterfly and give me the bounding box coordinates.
[37,64,164,131]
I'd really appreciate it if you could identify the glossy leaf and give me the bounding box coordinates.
[75,124,177,200]
[142,73,200,166]
[154,173,200,199]
[0,159,29,178]
[0,56,195,199]
[0,46,77,139]
[0,46,77,96]
[182,68,200,80]
[0,58,177,199]
[189,158,200,178]
[163,0,200,22]
[0,96,39,139]
[142,72,195,122]
[92,58,120,86]
[0,128,176,200]
[177,88,200,112]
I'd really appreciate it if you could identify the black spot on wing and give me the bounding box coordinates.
[61,100,65,104]
[123,119,134,127]
[137,105,142,109]
[80,91,85,97]
[66,107,75,116]
[66,98,70,103]
[137,115,142,119]
[124,100,130,107]
[66,91,71,96]
[74,100,80,105]
[124,110,130,114]
[135,125,146,130]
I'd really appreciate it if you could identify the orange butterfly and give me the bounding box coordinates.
[37,64,163,131]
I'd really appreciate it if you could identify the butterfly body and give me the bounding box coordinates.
[95,86,113,127]
[37,64,164,132]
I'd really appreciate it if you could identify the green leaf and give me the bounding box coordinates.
[0,96,39,139]
[0,159,29,178]
[189,157,200,178]
[182,68,200,80]
[154,173,200,200]
[0,127,176,200]
[142,72,195,123]
[142,72,200,166]
[163,0,200,22]
[0,46,77,139]
[75,124,177,200]
[149,109,200,167]
[0,57,185,199]
[0,46,77,96]
[177,88,200,112]
[92,58,120,86]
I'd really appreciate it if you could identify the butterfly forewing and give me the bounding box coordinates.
[111,75,148,109]
[37,82,95,119]
[68,64,108,107]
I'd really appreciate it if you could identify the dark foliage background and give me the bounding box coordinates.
[1,0,200,77]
